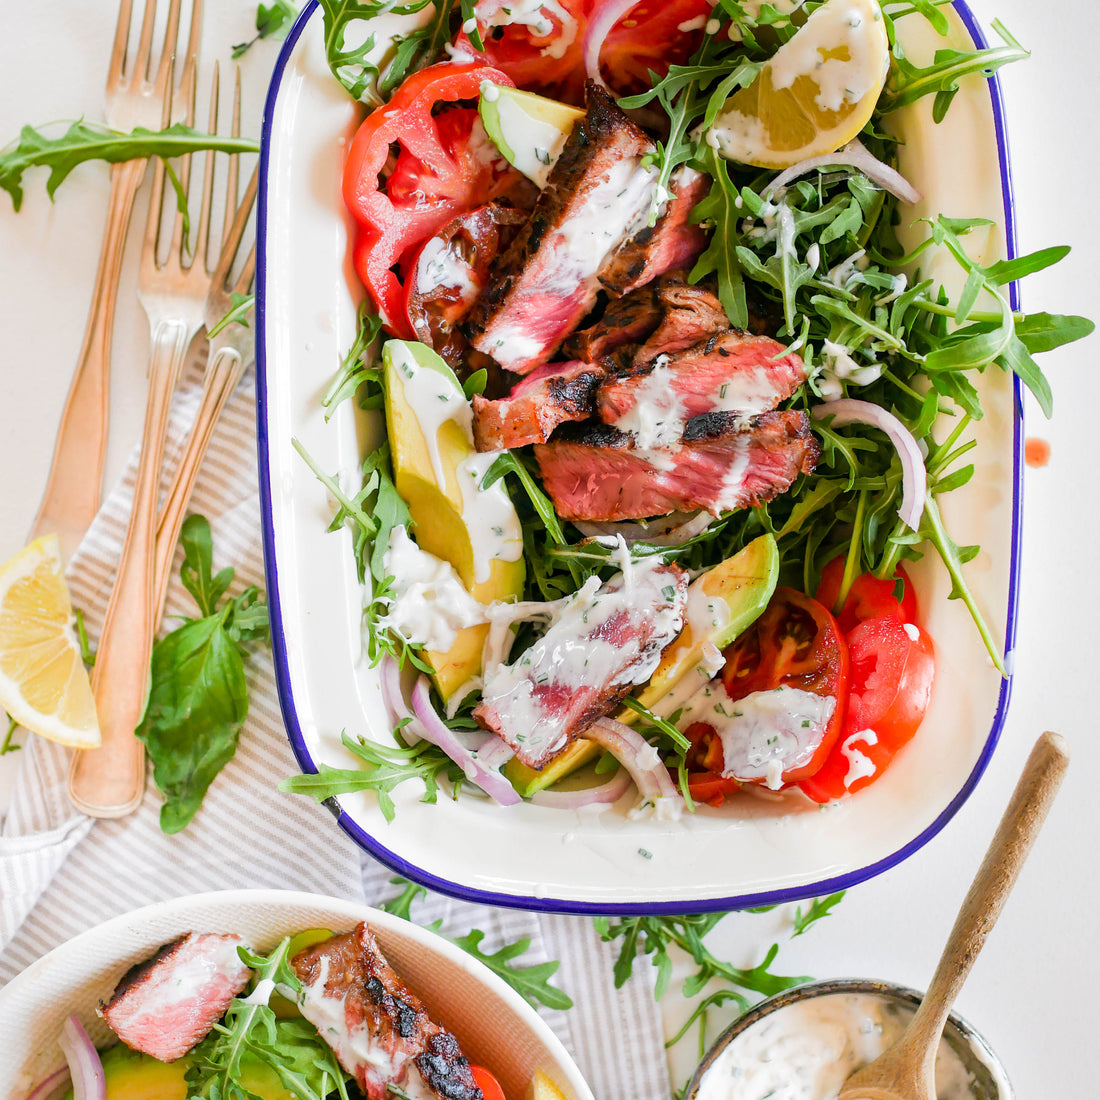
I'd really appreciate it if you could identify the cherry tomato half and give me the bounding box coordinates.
[815,556,919,634]
[682,589,849,793]
[471,1064,508,1100]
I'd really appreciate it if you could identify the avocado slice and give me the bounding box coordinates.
[382,340,525,703]
[478,85,584,187]
[503,536,780,798]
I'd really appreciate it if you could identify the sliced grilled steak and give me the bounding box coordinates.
[465,84,658,375]
[562,281,663,361]
[293,923,481,1100]
[98,932,251,1062]
[635,278,730,359]
[474,561,687,768]
[472,359,607,451]
[598,331,807,443]
[599,166,711,296]
[534,411,819,521]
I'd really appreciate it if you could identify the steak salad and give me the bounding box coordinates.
[286,1,1091,818]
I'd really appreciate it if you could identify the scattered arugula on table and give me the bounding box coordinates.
[596,893,844,1085]
[0,122,258,212]
[186,937,352,1100]
[1,713,18,756]
[208,291,256,338]
[379,876,573,1010]
[233,0,301,58]
[136,514,269,834]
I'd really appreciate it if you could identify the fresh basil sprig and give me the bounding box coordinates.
[137,515,269,834]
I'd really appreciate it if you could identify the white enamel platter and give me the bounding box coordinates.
[257,2,1021,914]
[0,889,594,1100]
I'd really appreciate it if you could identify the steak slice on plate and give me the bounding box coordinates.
[293,923,480,1100]
[561,281,663,362]
[534,410,819,521]
[99,932,251,1062]
[465,84,658,375]
[474,561,688,768]
[472,359,607,451]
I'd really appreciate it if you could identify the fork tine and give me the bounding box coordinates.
[141,59,173,271]
[153,0,187,98]
[222,67,242,253]
[168,60,198,263]
[193,63,220,274]
[211,164,258,293]
[234,243,257,297]
[130,0,162,88]
[108,0,134,85]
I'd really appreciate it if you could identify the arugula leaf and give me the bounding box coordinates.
[322,303,385,417]
[792,891,845,937]
[1,714,19,756]
[137,515,269,833]
[690,146,748,328]
[0,122,258,211]
[187,938,352,1100]
[380,875,428,919]
[232,0,301,58]
[207,292,255,339]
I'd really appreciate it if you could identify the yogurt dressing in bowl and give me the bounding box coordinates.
[689,981,1012,1100]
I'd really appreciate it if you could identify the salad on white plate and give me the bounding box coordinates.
[278,0,1090,825]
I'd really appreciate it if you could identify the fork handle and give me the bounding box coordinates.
[30,158,148,561]
[68,317,191,818]
[153,345,246,621]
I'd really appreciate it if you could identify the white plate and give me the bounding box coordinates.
[256,2,1020,913]
[0,888,594,1100]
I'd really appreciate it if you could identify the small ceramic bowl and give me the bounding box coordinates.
[685,978,1012,1100]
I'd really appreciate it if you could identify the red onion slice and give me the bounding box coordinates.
[380,654,424,746]
[765,139,920,204]
[410,676,521,805]
[27,1068,72,1100]
[811,399,927,531]
[531,767,633,809]
[57,1016,105,1100]
[583,0,643,86]
[589,717,683,815]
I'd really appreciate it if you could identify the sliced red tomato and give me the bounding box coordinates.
[471,1064,508,1100]
[598,0,711,95]
[342,63,525,338]
[815,555,919,634]
[454,0,590,103]
[404,202,527,362]
[679,589,848,796]
[799,577,936,804]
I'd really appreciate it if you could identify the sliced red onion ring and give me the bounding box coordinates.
[380,654,423,746]
[27,1067,72,1100]
[811,399,926,531]
[57,1016,105,1100]
[531,767,633,809]
[573,511,713,547]
[475,734,516,773]
[765,139,920,204]
[410,676,521,805]
[583,0,643,86]
[589,717,682,812]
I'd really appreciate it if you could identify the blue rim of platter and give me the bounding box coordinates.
[256,0,1024,915]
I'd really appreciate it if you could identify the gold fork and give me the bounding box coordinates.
[30,0,203,562]
[68,64,224,819]
[153,143,258,625]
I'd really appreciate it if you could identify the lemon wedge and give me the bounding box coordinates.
[0,535,99,748]
[527,1070,569,1100]
[709,0,890,169]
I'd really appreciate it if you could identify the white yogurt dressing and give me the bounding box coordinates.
[678,681,836,790]
[377,526,488,651]
[415,235,480,300]
[479,0,578,59]
[613,357,688,450]
[694,993,984,1100]
[816,339,881,399]
[839,726,878,788]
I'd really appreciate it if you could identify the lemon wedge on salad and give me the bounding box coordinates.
[0,535,99,748]
[709,0,890,169]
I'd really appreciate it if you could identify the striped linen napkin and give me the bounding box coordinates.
[0,359,672,1100]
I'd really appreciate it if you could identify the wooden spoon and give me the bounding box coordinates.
[837,731,1069,1100]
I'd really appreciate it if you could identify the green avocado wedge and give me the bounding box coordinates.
[504,534,780,798]
[478,85,583,186]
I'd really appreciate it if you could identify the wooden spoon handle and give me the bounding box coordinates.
[906,731,1069,1061]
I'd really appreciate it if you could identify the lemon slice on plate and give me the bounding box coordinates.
[0,535,99,748]
[527,1070,569,1100]
[709,0,890,169]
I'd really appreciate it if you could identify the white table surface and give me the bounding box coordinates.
[1,2,1097,1096]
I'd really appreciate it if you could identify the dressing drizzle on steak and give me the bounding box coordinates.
[292,923,482,1100]
[474,558,688,768]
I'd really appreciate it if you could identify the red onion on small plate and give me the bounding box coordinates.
[57,1016,105,1100]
